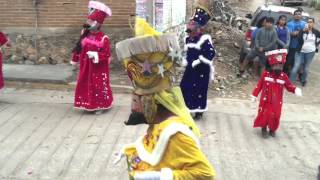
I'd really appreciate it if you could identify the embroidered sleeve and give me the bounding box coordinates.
[252,71,267,97]
[199,36,215,65]
[96,35,111,64]
[166,133,215,180]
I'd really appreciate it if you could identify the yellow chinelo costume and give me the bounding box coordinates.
[115,18,215,180]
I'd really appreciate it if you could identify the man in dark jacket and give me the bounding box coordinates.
[238,17,277,77]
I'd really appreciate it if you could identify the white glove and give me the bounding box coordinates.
[70,61,77,66]
[181,58,188,67]
[86,51,99,64]
[192,59,201,68]
[250,95,257,103]
[134,171,161,180]
[295,88,302,97]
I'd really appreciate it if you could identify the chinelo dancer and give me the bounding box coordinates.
[114,19,215,180]
[0,32,11,92]
[251,49,302,138]
[180,0,216,120]
[71,1,113,114]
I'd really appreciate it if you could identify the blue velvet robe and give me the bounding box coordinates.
[180,34,215,113]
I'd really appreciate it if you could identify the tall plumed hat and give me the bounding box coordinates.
[88,1,112,24]
[191,0,212,27]
[265,49,287,66]
[116,19,181,95]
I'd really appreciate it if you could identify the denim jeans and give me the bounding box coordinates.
[290,51,316,83]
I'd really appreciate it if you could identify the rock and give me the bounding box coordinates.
[10,55,19,63]
[216,76,223,80]
[25,60,35,65]
[37,56,49,64]
[28,54,37,62]
[216,30,223,35]
[59,48,68,56]
[49,57,58,65]
[16,34,23,43]
[26,46,37,55]
[13,47,23,55]
[22,52,29,60]
[219,86,226,90]
[234,42,240,48]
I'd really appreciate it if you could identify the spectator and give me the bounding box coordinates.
[252,16,267,43]
[284,9,306,75]
[239,17,267,65]
[238,17,277,77]
[276,15,290,49]
[290,17,320,87]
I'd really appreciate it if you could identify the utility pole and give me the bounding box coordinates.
[33,0,39,61]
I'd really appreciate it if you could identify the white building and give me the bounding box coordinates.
[136,0,187,31]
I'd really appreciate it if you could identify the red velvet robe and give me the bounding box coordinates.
[71,31,113,111]
[0,32,9,90]
[252,70,296,131]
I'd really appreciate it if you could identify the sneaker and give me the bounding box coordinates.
[262,128,268,138]
[269,130,276,137]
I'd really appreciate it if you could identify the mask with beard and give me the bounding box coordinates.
[83,21,99,31]
[124,112,147,125]
[88,21,99,31]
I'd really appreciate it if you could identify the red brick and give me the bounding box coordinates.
[0,0,135,28]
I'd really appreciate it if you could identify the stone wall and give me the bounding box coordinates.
[2,28,132,66]
[0,0,135,65]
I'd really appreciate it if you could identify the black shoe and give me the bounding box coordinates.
[301,81,307,87]
[269,130,276,137]
[194,113,203,120]
[298,73,303,83]
[262,128,268,138]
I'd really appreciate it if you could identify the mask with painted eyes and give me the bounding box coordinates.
[85,20,99,31]
[88,21,99,30]
[88,8,95,15]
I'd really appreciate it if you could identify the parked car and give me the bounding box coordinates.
[239,4,309,63]
[280,0,307,6]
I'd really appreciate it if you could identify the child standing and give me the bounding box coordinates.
[251,49,302,138]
